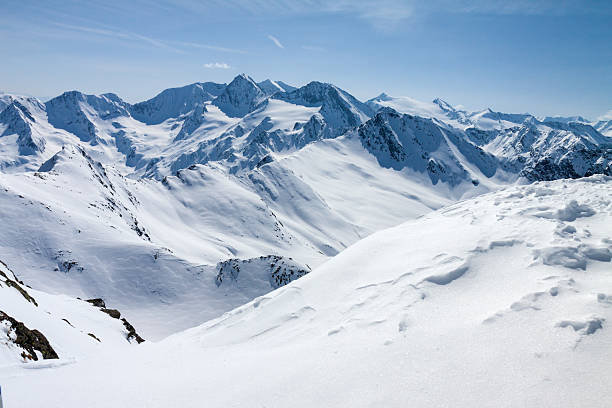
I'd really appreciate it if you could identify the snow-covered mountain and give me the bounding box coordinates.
[257,79,296,95]
[594,119,612,137]
[4,175,611,407]
[1,75,611,404]
[131,82,226,125]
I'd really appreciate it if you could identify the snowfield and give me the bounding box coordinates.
[0,75,611,406]
[2,175,612,407]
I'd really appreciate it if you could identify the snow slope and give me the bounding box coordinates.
[3,175,611,407]
[0,260,141,367]
[1,75,610,344]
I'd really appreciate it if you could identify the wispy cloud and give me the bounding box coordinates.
[176,41,246,54]
[175,0,609,32]
[267,35,284,49]
[204,62,232,69]
[50,21,245,54]
[53,22,184,53]
[598,110,612,121]
[432,0,611,16]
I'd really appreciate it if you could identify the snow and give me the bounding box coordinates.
[0,261,136,367]
[2,176,612,407]
[1,75,612,406]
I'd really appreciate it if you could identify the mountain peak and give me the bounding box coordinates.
[0,99,46,155]
[432,98,455,112]
[212,74,266,118]
[131,82,225,125]
[257,79,295,95]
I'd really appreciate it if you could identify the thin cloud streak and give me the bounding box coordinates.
[175,41,247,54]
[267,35,284,49]
[51,21,244,54]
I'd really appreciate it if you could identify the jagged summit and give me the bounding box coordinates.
[257,79,295,95]
[212,74,267,118]
[275,81,373,135]
[358,107,499,186]
[432,97,455,112]
[0,98,46,155]
[541,115,590,124]
[45,91,131,142]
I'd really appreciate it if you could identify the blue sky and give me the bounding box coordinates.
[1,0,610,119]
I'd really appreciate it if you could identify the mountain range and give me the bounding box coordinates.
[1,74,611,407]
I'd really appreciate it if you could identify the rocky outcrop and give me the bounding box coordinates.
[0,311,58,361]
[215,255,310,289]
[85,299,145,344]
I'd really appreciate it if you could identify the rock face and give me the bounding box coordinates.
[0,261,38,307]
[212,74,267,118]
[469,120,612,181]
[275,81,373,138]
[358,106,612,184]
[45,91,131,142]
[0,99,46,155]
[215,255,310,290]
[0,310,59,361]
[358,108,501,186]
[85,300,145,344]
[131,82,225,125]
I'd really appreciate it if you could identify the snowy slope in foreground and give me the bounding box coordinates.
[5,175,612,407]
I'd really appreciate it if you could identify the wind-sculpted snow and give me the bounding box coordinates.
[4,176,612,407]
[2,75,612,406]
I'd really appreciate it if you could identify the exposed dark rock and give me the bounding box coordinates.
[0,310,59,360]
[121,318,145,344]
[86,299,145,344]
[101,308,121,319]
[86,298,106,308]
[0,261,38,306]
[215,255,310,289]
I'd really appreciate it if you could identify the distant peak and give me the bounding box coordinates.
[257,79,287,95]
[432,98,454,111]
[232,73,256,84]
